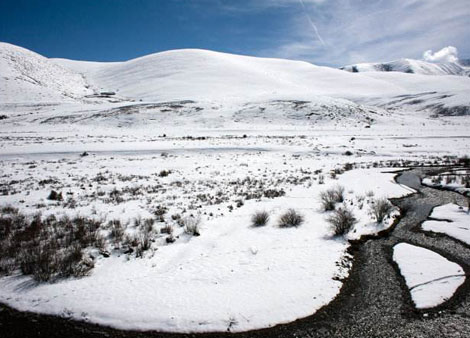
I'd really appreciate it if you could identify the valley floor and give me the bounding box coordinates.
[1,169,470,338]
[0,106,470,334]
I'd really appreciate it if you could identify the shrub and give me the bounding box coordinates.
[109,219,124,242]
[458,155,470,167]
[142,218,154,233]
[161,224,173,234]
[327,207,357,236]
[158,170,171,177]
[371,198,393,223]
[138,232,151,253]
[251,211,270,227]
[320,190,337,211]
[166,234,176,244]
[320,185,345,211]
[332,185,345,203]
[0,210,99,282]
[47,190,63,201]
[183,216,201,236]
[278,209,304,228]
[263,189,285,198]
[154,205,167,216]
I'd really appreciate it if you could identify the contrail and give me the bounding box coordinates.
[298,0,326,47]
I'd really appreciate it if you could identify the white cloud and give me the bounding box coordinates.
[254,0,470,66]
[423,46,459,63]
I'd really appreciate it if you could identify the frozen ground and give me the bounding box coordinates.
[422,203,470,245]
[393,243,466,309]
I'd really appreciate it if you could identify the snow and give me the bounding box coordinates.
[422,203,470,245]
[393,243,465,309]
[0,161,411,332]
[2,41,469,119]
[0,42,91,103]
[422,169,470,195]
[52,48,404,103]
[341,58,468,76]
[0,41,470,332]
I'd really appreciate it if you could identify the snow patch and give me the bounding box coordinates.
[422,203,470,245]
[393,243,465,309]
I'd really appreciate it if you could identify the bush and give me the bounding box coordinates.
[158,170,171,177]
[320,185,345,211]
[320,190,336,211]
[371,198,393,223]
[47,190,63,201]
[109,219,124,242]
[278,209,304,228]
[263,189,285,198]
[458,155,470,167]
[327,207,357,236]
[183,216,201,236]
[137,232,151,256]
[161,224,173,234]
[332,185,345,202]
[251,211,269,227]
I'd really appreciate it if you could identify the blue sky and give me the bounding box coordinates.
[0,0,469,66]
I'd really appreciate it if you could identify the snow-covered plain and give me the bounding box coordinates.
[0,149,411,332]
[422,203,470,245]
[1,41,470,332]
[393,243,466,309]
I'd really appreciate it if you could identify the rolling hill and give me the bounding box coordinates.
[1,42,469,119]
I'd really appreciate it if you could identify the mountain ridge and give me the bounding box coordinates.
[340,58,469,77]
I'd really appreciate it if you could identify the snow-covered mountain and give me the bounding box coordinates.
[1,42,469,118]
[340,58,469,77]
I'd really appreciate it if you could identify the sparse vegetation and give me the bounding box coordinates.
[251,211,270,227]
[278,209,304,228]
[0,211,100,281]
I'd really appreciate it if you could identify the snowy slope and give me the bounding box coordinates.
[341,58,469,76]
[0,42,92,103]
[53,49,404,103]
[360,72,470,116]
